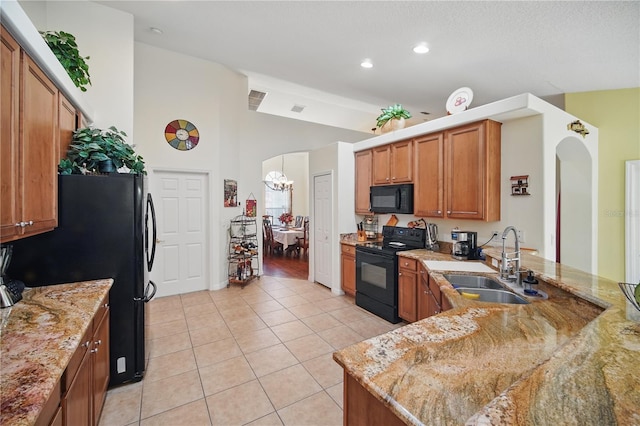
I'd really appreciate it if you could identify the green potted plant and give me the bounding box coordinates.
[40,30,91,92]
[59,126,146,175]
[376,103,411,132]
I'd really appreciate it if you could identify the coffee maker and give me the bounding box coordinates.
[451,229,478,260]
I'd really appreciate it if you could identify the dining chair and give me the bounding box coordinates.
[294,215,303,228]
[296,218,309,258]
[263,219,282,256]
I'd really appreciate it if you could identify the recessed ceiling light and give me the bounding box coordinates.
[149,27,163,35]
[360,59,373,69]
[413,43,429,54]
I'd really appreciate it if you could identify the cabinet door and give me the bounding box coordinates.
[390,140,413,183]
[417,275,430,321]
[372,145,392,185]
[59,95,77,163]
[0,26,21,240]
[92,309,110,426]
[414,133,444,217]
[63,348,91,426]
[20,53,58,236]
[354,150,372,214]
[341,251,356,296]
[398,269,417,322]
[445,120,501,221]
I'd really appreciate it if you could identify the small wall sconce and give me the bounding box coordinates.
[511,175,530,196]
[567,120,589,138]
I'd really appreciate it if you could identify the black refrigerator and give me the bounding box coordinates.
[7,173,157,387]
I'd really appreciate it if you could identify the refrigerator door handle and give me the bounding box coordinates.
[146,193,157,272]
[136,280,157,303]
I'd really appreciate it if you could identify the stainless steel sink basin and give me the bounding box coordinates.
[444,274,504,290]
[456,288,530,304]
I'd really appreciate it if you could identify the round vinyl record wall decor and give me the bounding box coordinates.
[165,119,199,151]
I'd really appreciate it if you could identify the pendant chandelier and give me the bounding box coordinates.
[263,155,294,191]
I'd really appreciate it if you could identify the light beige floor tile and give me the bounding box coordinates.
[214,297,249,311]
[302,353,343,388]
[327,306,371,323]
[284,334,334,362]
[140,369,203,419]
[148,331,192,358]
[219,304,260,322]
[206,380,274,425]
[276,295,308,308]
[270,320,313,342]
[245,344,298,377]
[193,337,242,368]
[199,355,256,396]
[286,303,324,319]
[259,364,322,410]
[277,391,342,426]
[318,325,365,350]
[297,290,331,303]
[257,280,286,292]
[144,348,197,382]
[99,382,142,426]
[326,383,343,409]
[301,313,342,333]
[265,288,297,299]
[183,301,218,320]
[250,300,284,314]
[209,287,244,301]
[145,318,188,340]
[185,311,225,331]
[259,309,298,327]
[225,315,268,335]
[181,290,214,307]
[234,328,281,354]
[347,316,396,339]
[314,298,352,312]
[241,291,274,305]
[146,306,185,326]
[147,294,182,311]
[189,323,232,347]
[139,398,211,426]
[245,412,284,426]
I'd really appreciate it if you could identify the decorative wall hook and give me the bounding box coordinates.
[567,120,589,138]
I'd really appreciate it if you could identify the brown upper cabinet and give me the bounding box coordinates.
[372,139,413,185]
[354,150,373,214]
[59,94,79,163]
[1,25,59,243]
[415,119,501,221]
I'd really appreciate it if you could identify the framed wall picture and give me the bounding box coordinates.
[245,193,257,217]
[224,179,238,207]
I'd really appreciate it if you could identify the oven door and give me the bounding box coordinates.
[355,248,397,308]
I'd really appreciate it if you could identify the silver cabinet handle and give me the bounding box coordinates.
[91,348,98,353]
[15,221,33,227]
[94,339,102,346]
[437,210,442,214]
[447,211,451,214]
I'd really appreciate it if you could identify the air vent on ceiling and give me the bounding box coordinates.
[291,104,306,113]
[248,90,267,111]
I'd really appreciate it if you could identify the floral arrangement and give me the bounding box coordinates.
[279,212,294,225]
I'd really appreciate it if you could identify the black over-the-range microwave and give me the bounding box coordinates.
[369,183,414,214]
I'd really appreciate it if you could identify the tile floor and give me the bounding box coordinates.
[98,275,403,426]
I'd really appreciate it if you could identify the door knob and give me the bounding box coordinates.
[156,238,165,243]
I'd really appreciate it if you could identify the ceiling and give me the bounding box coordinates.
[97,1,639,133]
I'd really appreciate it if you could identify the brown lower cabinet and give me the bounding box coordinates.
[399,261,451,322]
[38,294,110,426]
[398,258,418,322]
[341,243,356,296]
[343,372,405,426]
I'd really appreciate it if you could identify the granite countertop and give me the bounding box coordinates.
[340,233,383,246]
[334,249,640,425]
[0,279,113,426]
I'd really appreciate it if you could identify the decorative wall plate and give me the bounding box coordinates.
[165,119,199,151]
[446,87,473,114]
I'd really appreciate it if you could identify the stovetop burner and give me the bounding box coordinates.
[355,226,426,256]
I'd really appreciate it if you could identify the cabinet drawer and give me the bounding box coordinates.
[398,257,417,271]
[342,244,356,256]
[428,275,442,306]
[64,327,91,394]
[93,294,109,334]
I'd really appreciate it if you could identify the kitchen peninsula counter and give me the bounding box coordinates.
[0,279,113,425]
[334,249,640,425]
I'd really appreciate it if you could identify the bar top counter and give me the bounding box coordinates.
[333,249,640,425]
[0,279,113,425]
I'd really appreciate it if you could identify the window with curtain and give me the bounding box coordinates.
[264,171,292,221]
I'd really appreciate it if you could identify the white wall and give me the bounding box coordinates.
[262,152,309,217]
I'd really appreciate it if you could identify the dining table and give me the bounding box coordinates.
[272,227,304,250]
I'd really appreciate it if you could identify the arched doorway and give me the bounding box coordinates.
[555,136,595,273]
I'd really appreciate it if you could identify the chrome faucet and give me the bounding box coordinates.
[500,226,522,286]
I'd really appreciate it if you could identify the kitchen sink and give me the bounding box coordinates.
[456,288,530,304]
[444,274,505,290]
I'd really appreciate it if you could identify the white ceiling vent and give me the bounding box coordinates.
[248,90,267,111]
[291,104,306,113]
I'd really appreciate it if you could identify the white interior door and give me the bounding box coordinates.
[313,173,332,287]
[151,170,209,297]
